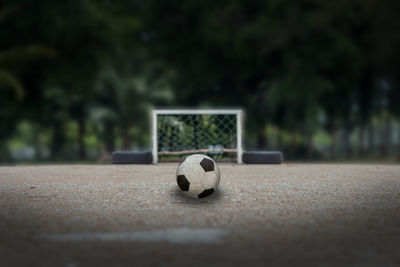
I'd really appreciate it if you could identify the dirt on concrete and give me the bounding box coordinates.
[0,164,399,266]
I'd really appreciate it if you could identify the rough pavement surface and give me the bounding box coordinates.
[0,164,399,266]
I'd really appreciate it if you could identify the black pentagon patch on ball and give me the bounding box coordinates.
[198,188,214,198]
[200,158,214,172]
[177,175,190,191]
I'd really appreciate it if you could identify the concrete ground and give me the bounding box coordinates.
[0,164,399,266]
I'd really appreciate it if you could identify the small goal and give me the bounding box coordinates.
[152,109,243,163]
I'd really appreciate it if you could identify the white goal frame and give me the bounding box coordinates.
[152,109,243,164]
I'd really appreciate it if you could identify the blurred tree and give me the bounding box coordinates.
[0,0,398,162]
[0,3,57,161]
[1,0,143,160]
[92,57,174,154]
[140,0,359,158]
[373,0,400,158]
[38,0,124,159]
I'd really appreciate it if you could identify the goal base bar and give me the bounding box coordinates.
[242,151,283,164]
[158,148,236,156]
[159,157,236,163]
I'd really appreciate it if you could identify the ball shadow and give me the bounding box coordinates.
[168,186,226,204]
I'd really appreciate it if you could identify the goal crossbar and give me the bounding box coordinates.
[152,109,243,163]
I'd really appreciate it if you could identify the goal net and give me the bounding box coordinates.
[152,110,243,163]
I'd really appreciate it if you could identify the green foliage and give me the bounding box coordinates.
[0,0,398,162]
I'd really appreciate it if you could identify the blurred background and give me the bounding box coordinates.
[1,0,399,164]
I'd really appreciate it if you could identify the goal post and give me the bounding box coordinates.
[152,109,243,164]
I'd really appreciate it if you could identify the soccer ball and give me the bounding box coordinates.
[176,154,220,198]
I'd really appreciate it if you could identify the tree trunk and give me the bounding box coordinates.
[121,125,131,150]
[331,125,337,160]
[398,126,400,160]
[306,131,313,159]
[277,128,282,150]
[77,118,86,160]
[33,124,42,161]
[51,120,65,160]
[342,129,350,158]
[381,116,392,157]
[358,125,365,157]
[367,122,374,154]
[0,141,12,163]
[103,119,115,154]
[256,128,267,149]
[291,131,299,158]
[343,120,353,158]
